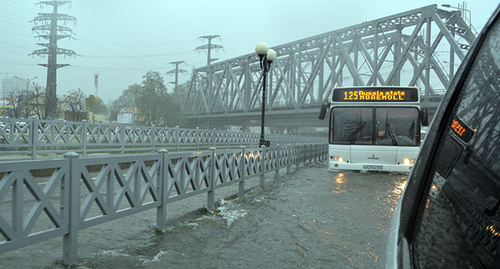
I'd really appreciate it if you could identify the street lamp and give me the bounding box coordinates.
[25,76,38,93]
[255,42,277,147]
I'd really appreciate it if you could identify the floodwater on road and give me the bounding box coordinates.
[79,161,407,268]
[0,160,407,268]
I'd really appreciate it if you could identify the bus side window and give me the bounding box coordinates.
[420,108,429,126]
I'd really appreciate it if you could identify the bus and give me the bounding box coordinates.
[319,86,428,172]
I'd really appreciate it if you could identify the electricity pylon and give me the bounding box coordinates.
[195,35,223,66]
[30,1,76,119]
[166,61,187,89]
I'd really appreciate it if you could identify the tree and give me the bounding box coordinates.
[109,84,138,122]
[110,70,184,126]
[30,83,48,119]
[86,95,107,114]
[171,81,189,105]
[134,71,167,126]
[63,88,87,121]
[4,89,23,118]
[161,92,183,127]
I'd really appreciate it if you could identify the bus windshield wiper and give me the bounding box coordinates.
[350,122,365,144]
[386,123,398,146]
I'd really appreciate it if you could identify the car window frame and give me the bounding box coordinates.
[395,5,500,267]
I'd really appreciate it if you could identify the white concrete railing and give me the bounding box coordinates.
[0,143,327,266]
[0,118,324,159]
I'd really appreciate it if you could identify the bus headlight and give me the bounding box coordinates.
[403,158,415,165]
[332,156,344,162]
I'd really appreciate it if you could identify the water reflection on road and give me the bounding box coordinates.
[76,161,407,268]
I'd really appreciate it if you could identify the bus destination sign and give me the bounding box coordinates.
[332,88,419,102]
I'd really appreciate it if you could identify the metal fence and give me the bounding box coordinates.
[0,118,324,159]
[0,143,327,266]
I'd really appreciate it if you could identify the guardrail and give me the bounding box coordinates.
[0,118,324,159]
[0,143,327,266]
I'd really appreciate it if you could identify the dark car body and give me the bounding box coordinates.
[383,5,500,268]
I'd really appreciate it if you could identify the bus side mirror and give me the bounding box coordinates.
[318,99,330,120]
[420,108,429,126]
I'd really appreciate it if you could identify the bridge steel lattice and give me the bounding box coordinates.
[182,5,476,128]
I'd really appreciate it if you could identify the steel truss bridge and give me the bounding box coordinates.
[182,5,476,130]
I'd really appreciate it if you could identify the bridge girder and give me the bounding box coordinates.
[182,5,476,128]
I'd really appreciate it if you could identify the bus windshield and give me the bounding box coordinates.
[330,107,419,146]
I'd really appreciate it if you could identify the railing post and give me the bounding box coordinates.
[311,144,315,162]
[31,119,38,159]
[120,122,125,155]
[296,145,301,169]
[196,127,200,150]
[275,144,280,178]
[239,146,246,198]
[207,147,216,212]
[151,124,156,154]
[213,128,217,147]
[156,149,168,232]
[260,145,266,187]
[175,126,180,152]
[62,152,80,267]
[311,144,316,163]
[324,143,328,160]
[315,144,319,162]
[287,144,291,174]
[82,120,87,157]
[238,130,243,147]
[309,144,313,163]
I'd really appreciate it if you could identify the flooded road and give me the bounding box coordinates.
[79,161,407,268]
[0,160,407,268]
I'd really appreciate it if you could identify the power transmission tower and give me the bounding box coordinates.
[195,35,223,66]
[30,1,76,119]
[166,61,187,89]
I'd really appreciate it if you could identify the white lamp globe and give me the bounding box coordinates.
[255,42,269,56]
[266,49,277,61]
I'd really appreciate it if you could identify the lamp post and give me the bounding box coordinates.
[255,42,277,147]
[24,76,38,118]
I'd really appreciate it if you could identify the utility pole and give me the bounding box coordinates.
[30,1,76,119]
[94,72,99,96]
[195,35,223,66]
[166,61,187,89]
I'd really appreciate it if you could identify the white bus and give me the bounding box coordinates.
[319,86,428,172]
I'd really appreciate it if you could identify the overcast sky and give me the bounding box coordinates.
[1,0,498,104]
